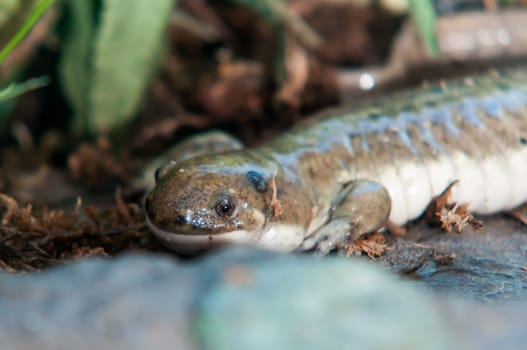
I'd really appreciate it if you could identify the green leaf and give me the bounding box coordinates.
[0,76,48,125]
[88,0,175,133]
[408,0,438,56]
[58,0,95,134]
[0,76,48,103]
[0,0,54,64]
[0,0,38,54]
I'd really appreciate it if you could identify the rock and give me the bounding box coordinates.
[0,248,525,349]
[440,298,527,350]
[0,254,200,350]
[195,251,458,350]
[382,217,527,301]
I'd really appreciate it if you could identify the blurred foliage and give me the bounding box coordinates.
[0,0,53,126]
[0,0,38,60]
[409,0,523,56]
[0,76,48,103]
[59,0,175,135]
[58,0,94,134]
[0,0,54,63]
[1,0,175,135]
[408,0,438,56]
[227,0,288,83]
[4,0,522,139]
[225,0,323,84]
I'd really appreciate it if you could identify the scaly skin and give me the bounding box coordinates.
[145,68,527,254]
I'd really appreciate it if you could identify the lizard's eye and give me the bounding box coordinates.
[215,198,236,218]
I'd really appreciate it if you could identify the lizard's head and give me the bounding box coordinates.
[145,153,278,253]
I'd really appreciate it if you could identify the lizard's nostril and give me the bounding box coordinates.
[175,215,186,225]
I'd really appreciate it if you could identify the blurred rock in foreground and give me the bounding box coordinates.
[0,248,526,350]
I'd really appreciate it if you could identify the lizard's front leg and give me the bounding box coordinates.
[301,180,391,255]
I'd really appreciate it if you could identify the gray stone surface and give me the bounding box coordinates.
[0,255,200,350]
[441,298,527,350]
[382,217,527,301]
[0,248,526,349]
[196,253,458,350]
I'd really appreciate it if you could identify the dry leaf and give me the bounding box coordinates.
[345,232,386,258]
[425,180,458,223]
[437,203,483,233]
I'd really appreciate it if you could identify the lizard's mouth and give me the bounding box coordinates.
[145,215,255,254]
